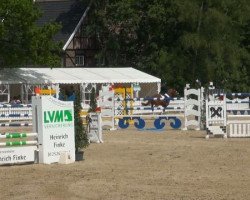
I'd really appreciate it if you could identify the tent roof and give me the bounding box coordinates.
[0,68,161,84]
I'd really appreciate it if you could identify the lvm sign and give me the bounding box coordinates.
[0,96,75,165]
[33,96,75,164]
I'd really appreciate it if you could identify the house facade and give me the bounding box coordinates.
[36,0,98,67]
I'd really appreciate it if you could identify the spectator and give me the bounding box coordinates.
[10,96,21,104]
[67,86,76,101]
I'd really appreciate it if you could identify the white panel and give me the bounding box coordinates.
[185,89,200,96]
[186,120,199,127]
[185,109,200,117]
[0,146,37,165]
[248,124,250,136]
[186,99,199,106]
[243,124,247,136]
[32,96,75,164]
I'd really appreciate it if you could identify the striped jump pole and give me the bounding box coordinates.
[0,104,32,108]
[0,141,38,146]
[226,100,250,104]
[215,93,250,97]
[0,133,37,139]
[0,114,31,117]
[0,123,32,127]
[115,106,183,111]
[227,110,250,115]
[115,97,183,101]
[115,114,183,118]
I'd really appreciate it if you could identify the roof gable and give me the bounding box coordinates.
[36,0,89,45]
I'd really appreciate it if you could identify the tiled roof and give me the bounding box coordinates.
[36,0,88,45]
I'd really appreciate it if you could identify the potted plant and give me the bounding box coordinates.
[74,90,89,161]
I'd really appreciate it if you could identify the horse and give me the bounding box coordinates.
[141,88,178,112]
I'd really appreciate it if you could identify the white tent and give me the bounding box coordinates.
[0,67,161,105]
[0,67,160,84]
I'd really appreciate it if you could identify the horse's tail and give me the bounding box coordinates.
[141,101,150,106]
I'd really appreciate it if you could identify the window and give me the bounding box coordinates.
[75,55,84,66]
[0,84,9,103]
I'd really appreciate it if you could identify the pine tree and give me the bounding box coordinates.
[74,91,89,152]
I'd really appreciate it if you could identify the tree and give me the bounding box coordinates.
[0,0,62,67]
[171,0,250,90]
[87,0,250,92]
[74,89,89,153]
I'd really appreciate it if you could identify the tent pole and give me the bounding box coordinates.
[157,82,161,94]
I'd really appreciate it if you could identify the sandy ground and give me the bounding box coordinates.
[1,125,250,200]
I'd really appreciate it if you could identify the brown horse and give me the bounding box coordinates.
[141,88,178,112]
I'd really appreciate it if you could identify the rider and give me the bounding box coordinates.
[160,83,170,102]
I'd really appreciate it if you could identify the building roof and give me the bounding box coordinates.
[36,0,89,47]
[0,68,161,84]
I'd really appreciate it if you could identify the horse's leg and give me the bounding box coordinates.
[163,102,167,114]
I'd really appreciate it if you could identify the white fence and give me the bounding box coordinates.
[1,92,249,132]
[129,99,185,115]
[0,104,32,125]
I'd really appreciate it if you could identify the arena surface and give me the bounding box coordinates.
[1,126,250,200]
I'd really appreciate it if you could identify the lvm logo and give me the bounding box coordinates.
[44,109,73,123]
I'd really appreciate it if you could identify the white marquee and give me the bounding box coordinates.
[0,67,161,84]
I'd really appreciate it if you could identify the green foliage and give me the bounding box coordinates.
[0,0,62,67]
[74,90,89,152]
[88,87,97,112]
[87,0,250,92]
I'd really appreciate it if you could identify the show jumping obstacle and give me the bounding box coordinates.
[182,85,204,131]
[0,96,75,165]
[116,106,183,111]
[0,132,37,139]
[0,114,31,117]
[0,104,32,126]
[108,83,250,136]
[206,90,250,138]
[118,115,182,129]
[115,97,183,101]
[140,88,178,112]
[228,121,250,137]
[0,132,38,146]
[0,123,32,127]
[1,82,249,140]
[0,104,32,108]
[0,132,38,164]
[206,98,227,138]
[98,84,203,130]
[98,85,116,130]
[116,85,201,130]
